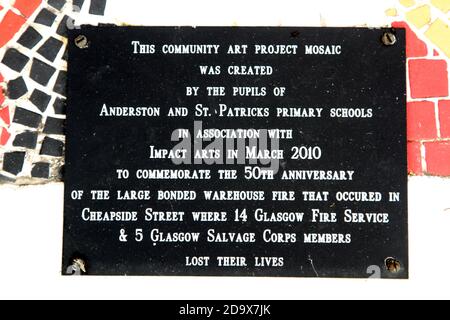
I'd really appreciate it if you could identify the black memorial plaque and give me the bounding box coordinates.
[63,27,408,278]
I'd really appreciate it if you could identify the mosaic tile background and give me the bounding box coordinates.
[0,0,107,184]
[0,0,449,184]
[386,0,450,176]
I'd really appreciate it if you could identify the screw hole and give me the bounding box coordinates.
[290,30,300,38]
[381,32,397,46]
[385,257,401,273]
[75,35,89,49]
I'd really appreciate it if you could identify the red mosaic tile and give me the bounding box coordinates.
[0,88,5,106]
[14,0,42,18]
[409,59,449,99]
[0,127,11,146]
[425,141,450,176]
[407,100,437,140]
[408,141,423,174]
[0,10,27,48]
[0,106,10,125]
[439,100,450,139]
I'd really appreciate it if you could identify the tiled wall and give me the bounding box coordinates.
[0,0,106,183]
[388,0,450,176]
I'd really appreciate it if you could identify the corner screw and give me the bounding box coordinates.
[385,257,401,273]
[381,32,397,46]
[66,258,87,275]
[74,35,89,49]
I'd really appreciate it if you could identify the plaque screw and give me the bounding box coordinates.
[381,32,397,46]
[75,35,89,49]
[67,258,87,275]
[385,257,401,273]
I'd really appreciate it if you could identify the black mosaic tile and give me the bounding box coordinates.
[53,70,67,96]
[56,15,69,37]
[73,0,85,11]
[31,162,50,179]
[44,117,65,135]
[48,0,66,11]
[13,108,42,128]
[37,37,63,62]
[34,8,57,27]
[1,48,30,72]
[40,137,64,157]
[53,97,66,114]
[2,151,25,175]
[30,89,51,112]
[17,27,43,49]
[7,77,28,99]
[13,131,38,149]
[89,0,107,15]
[30,58,56,86]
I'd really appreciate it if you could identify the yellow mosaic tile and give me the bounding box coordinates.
[400,0,416,8]
[425,19,450,57]
[406,5,432,29]
[431,0,450,13]
[386,8,398,16]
